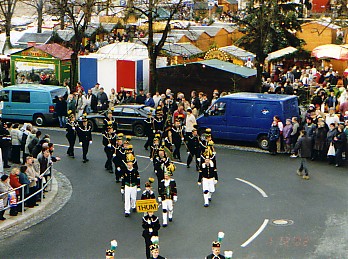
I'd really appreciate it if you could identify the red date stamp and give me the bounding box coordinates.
[267,236,310,247]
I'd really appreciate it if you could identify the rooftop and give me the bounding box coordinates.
[221,92,296,101]
[194,59,256,78]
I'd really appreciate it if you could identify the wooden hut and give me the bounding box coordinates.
[296,21,346,52]
[158,59,257,97]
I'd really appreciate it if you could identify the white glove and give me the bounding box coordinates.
[173,196,178,202]
[89,141,92,144]
[158,197,162,202]
[79,142,82,145]
[121,189,124,195]
[197,182,201,186]
[107,144,111,147]
[117,167,121,171]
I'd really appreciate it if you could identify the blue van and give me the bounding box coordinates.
[196,92,299,149]
[0,84,68,126]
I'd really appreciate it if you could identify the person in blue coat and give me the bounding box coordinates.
[268,120,280,155]
[145,93,155,108]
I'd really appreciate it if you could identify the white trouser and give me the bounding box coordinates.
[124,185,137,213]
[162,199,173,225]
[77,109,84,118]
[202,178,215,205]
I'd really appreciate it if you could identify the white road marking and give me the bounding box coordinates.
[241,219,269,247]
[235,178,268,198]
[55,144,82,149]
[137,154,187,166]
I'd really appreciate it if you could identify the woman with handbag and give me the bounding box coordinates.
[326,123,337,165]
[333,124,347,167]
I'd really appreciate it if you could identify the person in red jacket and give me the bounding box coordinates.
[9,168,21,215]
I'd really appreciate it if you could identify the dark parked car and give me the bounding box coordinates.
[86,104,155,136]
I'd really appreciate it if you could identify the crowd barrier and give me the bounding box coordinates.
[1,166,53,215]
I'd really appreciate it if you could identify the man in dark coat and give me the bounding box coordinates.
[136,89,146,104]
[124,91,136,104]
[96,87,109,111]
[292,130,312,179]
[55,96,67,128]
[0,122,12,168]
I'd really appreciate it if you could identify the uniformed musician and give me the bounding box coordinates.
[186,127,200,170]
[121,156,140,217]
[102,121,117,173]
[158,165,177,227]
[77,114,92,163]
[198,156,218,207]
[66,110,78,158]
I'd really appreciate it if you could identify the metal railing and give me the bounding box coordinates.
[0,165,53,215]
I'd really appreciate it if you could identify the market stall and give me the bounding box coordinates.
[10,43,73,85]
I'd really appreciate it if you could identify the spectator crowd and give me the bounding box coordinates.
[266,64,348,171]
[0,121,60,221]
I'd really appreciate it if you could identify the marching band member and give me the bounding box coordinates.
[121,155,140,217]
[149,244,166,259]
[198,156,218,207]
[112,133,124,183]
[144,112,154,150]
[141,178,156,200]
[65,110,78,158]
[186,127,200,170]
[142,211,161,259]
[150,134,161,160]
[161,123,173,154]
[158,165,177,227]
[153,147,171,182]
[153,107,164,134]
[171,119,184,162]
[103,109,117,131]
[77,114,92,163]
[102,121,116,173]
[206,241,225,259]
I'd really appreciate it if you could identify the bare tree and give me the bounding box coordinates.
[129,0,184,93]
[21,0,45,33]
[0,0,18,51]
[49,0,97,89]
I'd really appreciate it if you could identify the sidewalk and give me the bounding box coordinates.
[0,169,72,240]
[0,176,58,233]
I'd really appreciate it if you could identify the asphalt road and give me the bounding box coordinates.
[1,129,347,259]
